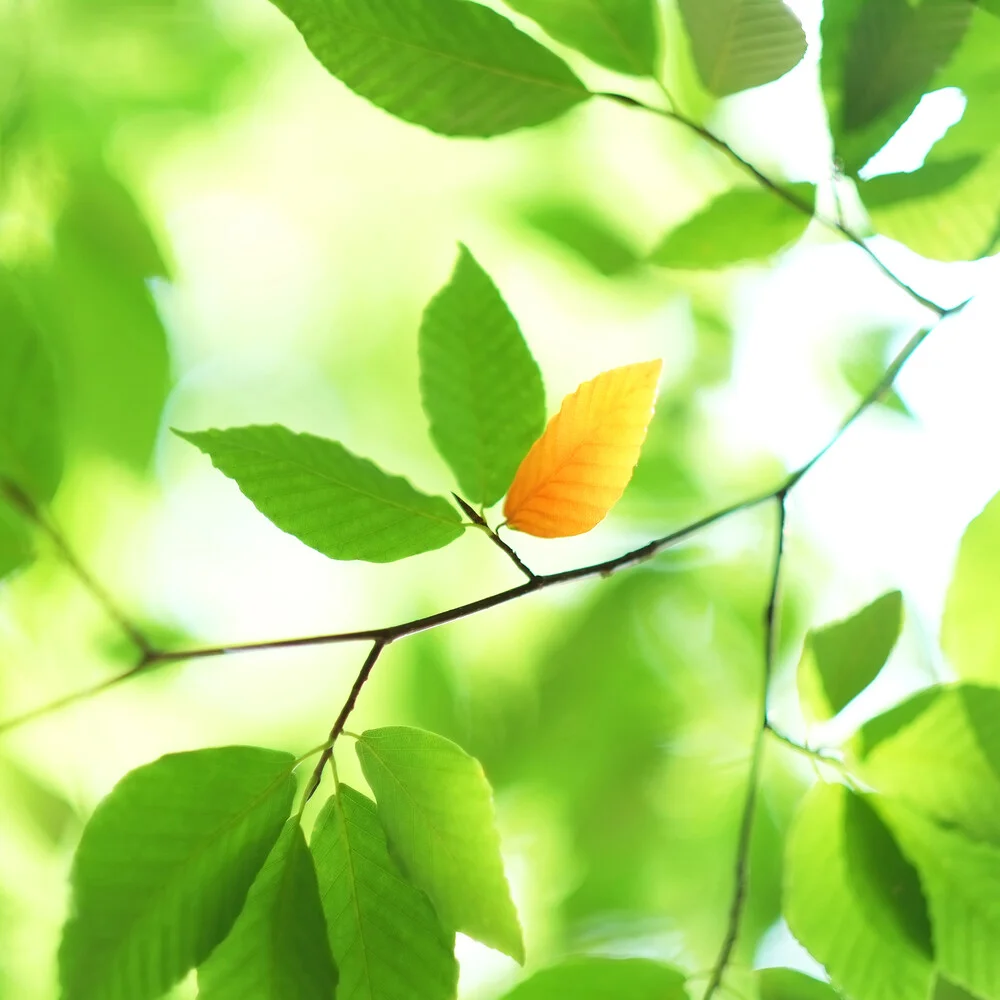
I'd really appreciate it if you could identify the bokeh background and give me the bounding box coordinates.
[1,0,999,996]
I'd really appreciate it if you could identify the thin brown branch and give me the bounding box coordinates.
[453,493,537,581]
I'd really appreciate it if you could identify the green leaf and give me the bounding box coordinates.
[650,184,815,269]
[797,591,903,722]
[310,784,458,1000]
[266,0,589,136]
[522,201,640,277]
[27,167,171,472]
[496,957,688,1000]
[839,328,912,418]
[860,157,981,208]
[176,425,465,563]
[356,726,524,961]
[881,801,1000,1000]
[857,685,1000,843]
[758,968,842,1000]
[197,819,338,1000]
[677,0,807,97]
[841,0,972,134]
[419,247,545,507]
[942,490,1000,683]
[0,500,31,582]
[784,783,933,1000]
[59,747,296,1000]
[502,0,659,76]
[0,270,62,503]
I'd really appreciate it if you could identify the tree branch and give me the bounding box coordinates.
[453,493,537,581]
[595,92,951,319]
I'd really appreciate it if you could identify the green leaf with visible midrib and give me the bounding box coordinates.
[311,784,458,1000]
[650,184,815,269]
[496,957,688,999]
[503,0,659,76]
[267,0,590,136]
[678,0,807,97]
[59,747,296,1000]
[176,425,464,563]
[419,246,545,507]
[356,726,524,962]
[797,590,903,722]
[198,820,338,1000]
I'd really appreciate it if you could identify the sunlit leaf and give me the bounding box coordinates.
[650,185,815,269]
[797,590,903,722]
[784,783,933,1000]
[503,0,659,76]
[59,747,296,1000]
[839,328,912,418]
[857,685,1000,843]
[311,784,458,1000]
[882,800,1000,1000]
[496,957,688,1000]
[503,359,662,537]
[198,819,337,1000]
[176,425,465,563]
[267,0,589,136]
[677,0,807,97]
[419,246,545,507]
[356,727,524,962]
[759,967,842,1000]
[0,270,62,503]
[941,490,1000,683]
[522,201,640,277]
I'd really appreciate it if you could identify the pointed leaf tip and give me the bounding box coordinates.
[503,359,662,538]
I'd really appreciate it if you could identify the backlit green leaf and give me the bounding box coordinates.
[267,0,589,136]
[942,490,1000,683]
[503,0,658,76]
[797,590,903,721]
[784,783,933,1000]
[650,185,815,269]
[59,747,296,1000]
[198,820,338,1000]
[176,425,465,563]
[839,328,912,418]
[677,0,807,97]
[0,501,31,582]
[311,784,458,1000]
[419,247,545,507]
[356,726,523,961]
[497,957,688,1000]
[759,967,842,1000]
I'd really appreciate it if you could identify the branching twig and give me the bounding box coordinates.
[453,493,537,581]
[702,492,787,1000]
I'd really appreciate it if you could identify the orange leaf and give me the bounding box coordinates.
[503,359,662,538]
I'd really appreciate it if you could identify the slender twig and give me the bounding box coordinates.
[300,640,387,804]
[453,493,537,581]
[595,92,950,319]
[0,478,153,657]
[702,492,787,1000]
[0,295,963,739]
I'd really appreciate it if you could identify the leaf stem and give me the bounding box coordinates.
[453,493,537,581]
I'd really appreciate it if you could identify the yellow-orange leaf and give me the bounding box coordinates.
[503,359,662,538]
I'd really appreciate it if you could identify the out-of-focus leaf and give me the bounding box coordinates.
[522,202,640,277]
[496,957,688,1000]
[882,800,1000,1000]
[797,591,903,721]
[0,498,31,582]
[841,0,972,133]
[759,967,842,1000]
[59,747,296,1000]
[941,491,1000,683]
[839,328,911,418]
[29,169,171,471]
[784,783,933,1000]
[860,157,980,208]
[419,246,545,507]
[355,727,523,962]
[503,0,659,76]
[857,685,1000,843]
[677,0,807,97]
[0,756,77,845]
[503,360,662,537]
[267,0,589,136]
[0,270,62,503]
[177,425,465,563]
[310,784,458,1000]
[197,820,338,1000]
[650,185,815,269]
